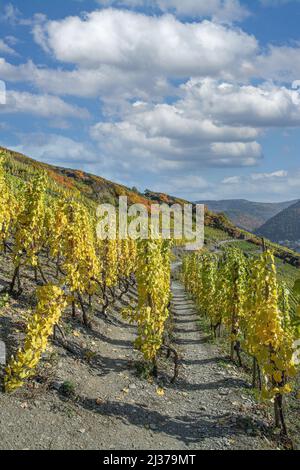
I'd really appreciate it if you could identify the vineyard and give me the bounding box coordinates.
[0,149,300,450]
[182,249,300,440]
[0,152,173,393]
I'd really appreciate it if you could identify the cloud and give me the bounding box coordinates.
[0,10,260,106]
[0,90,90,119]
[0,38,16,55]
[210,142,261,164]
[34,10,257,78]
[90,99,263,171]
[1,3,22,25]
[0,39,300,103]
[0,3,44,26]
[6,132,142,188]
[88,77,300,176]
[146,168,300,202]
[0,58,172,102]
[250,170,288,180]
[157,0,249,22]
[138,168,300,202]
[11,133,99,167]
[4,35,19,46]
[215,169,300,200]
[222,176,241,184]
[2,4,300,200]
[181,79,300,127]
[8,8,299,102]
[96,0,249,22]
[255,44,300,82]
[3,9,300,103]
[150,174,210,197]
[190,169,300,202]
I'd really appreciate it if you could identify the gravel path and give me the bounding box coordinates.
[168,280,273,450]
[0,274,274,450]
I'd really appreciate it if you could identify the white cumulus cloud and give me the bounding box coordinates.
[181,79,300,127]
[90,99,263,171]
[33,10,257,78]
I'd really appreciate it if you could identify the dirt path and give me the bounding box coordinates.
[0,271,274,450]
[168,279,273,450]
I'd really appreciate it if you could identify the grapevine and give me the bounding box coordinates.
[10,172,48,293]
[123,237,171,374]
[0,155,16,251]
[182,247,300,436]
[5,285,67,393]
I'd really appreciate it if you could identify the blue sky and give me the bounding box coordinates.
[1,0,300,202]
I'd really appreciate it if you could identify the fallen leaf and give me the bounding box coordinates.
[156,387,165,397]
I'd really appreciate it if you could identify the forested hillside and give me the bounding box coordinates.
[257,200,300,244]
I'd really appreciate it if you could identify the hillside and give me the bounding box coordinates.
[0,146,152,209]
[197,199,297,231]
[256,200,300,245]
[2,145,300,267]
[0,146,300,450]
[0,232,278,451]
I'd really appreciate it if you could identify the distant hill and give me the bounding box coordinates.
[256,200,300,244]
[196,199,298,231]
